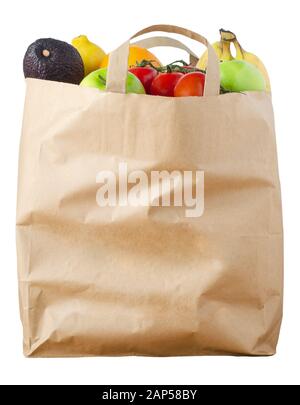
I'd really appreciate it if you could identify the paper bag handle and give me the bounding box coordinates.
[133,36,199,66]
[106,24,220,96]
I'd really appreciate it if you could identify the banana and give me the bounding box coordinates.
[197,29,271,92]
[197,29,235,70]
[233,39,271,92]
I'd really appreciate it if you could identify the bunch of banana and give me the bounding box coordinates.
[197,29,271,92]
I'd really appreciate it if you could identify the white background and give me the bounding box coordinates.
[0,0,299,385]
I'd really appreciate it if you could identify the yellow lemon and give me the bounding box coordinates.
[100,45,161,68]
[72,35,106,76]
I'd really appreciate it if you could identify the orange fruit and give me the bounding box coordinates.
[100,46,161,68]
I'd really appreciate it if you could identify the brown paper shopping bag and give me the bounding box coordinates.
[17,25,283,357]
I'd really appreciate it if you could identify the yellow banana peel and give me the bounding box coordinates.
[197,29,271,92]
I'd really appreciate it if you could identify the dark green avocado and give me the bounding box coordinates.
[23,38,84,84]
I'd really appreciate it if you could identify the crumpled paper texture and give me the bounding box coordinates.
[16,78,283,356]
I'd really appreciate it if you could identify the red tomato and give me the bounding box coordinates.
[129,67,158,94]
[174,72,206,97]
[150,72,184,97]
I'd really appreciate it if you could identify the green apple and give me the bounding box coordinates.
[80,68,145,94]
[220,60,266,92]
